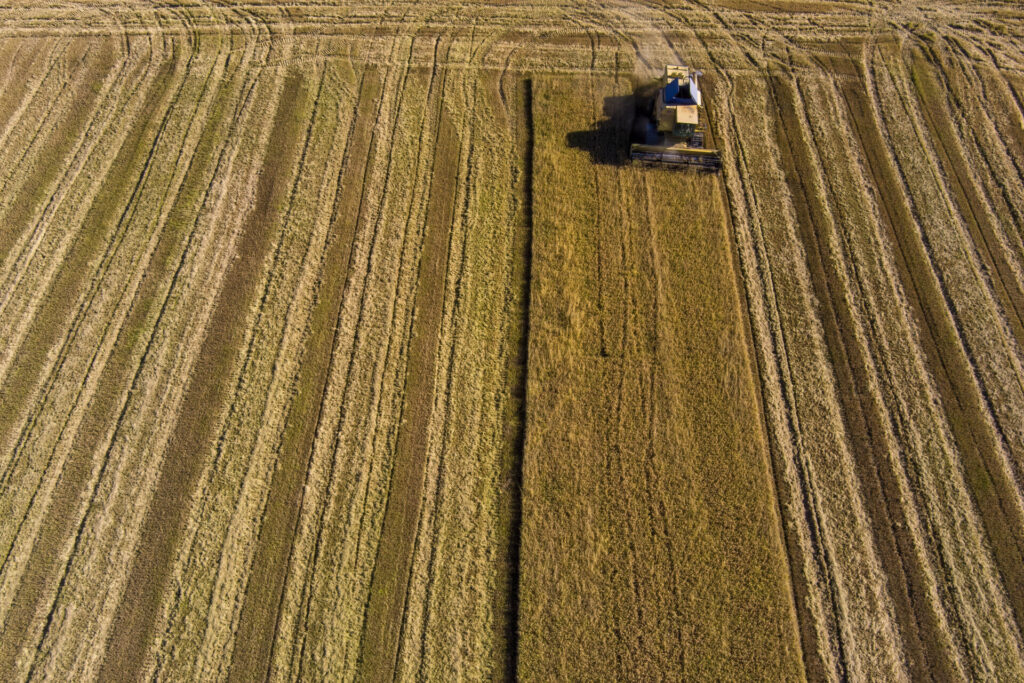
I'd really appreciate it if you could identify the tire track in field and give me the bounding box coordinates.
[256,65,383,679]
[871,42,1024,670]
[768,69,958,681]
[961,56,1024,254]
[29,43,256,682]
[0,42,164,465]
[3,36,264,663]
[0,43,184,475]
[0,39,116,273]
[342,39,443,602]
[714,71,851,680]
[93,72,309,683]
[0,38,52,139]
[0,42,203,597]
[0,48,177,529]
[225,66,382,683]
[888,34,1024,633]
[273,41,415,683]
[0,38,71,180]
[967,65,1024,271]
[0,33,151,326]
[0,39,26,86]
[284,36,423,680]
[44,35,259,676]
[0,39,96,214]
[356,96,460,683]
[812,64,987,676]
[833,48,1024,645]
[334,42,452,646]
[0,36,147,325]
[990,70,1024,183]
[90,30,275,683]
[952,55,1024,239]
[234,60,361,682]
[0,33,226,649]
[398,69,487,679]
[387,69,472,670]
[701,68,828,682]
[395,63,471,673]
[149,35,310,662]
[876,44,1024,459]
[587,72,612,358]
[155,35,316,667]
[40,44,275,668]
[0,53,193,676]
[337,37,462,679]
[0,38,216,580]
[910,46,1024,357]
[0,40,29,110]
[132,36,296,683]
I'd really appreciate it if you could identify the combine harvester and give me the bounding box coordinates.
[630,65,722,172]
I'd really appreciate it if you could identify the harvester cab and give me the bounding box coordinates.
[630,65,722,171]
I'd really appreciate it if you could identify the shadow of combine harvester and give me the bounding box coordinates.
[565,94,637,166]
[567,66,722,172]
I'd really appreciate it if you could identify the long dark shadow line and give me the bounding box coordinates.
[507,76,534,683]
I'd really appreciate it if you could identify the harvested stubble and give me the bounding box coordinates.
[104,65,314,682]
[713,67,907,681]
[3,40,289,681]
[771,63,1022,679]
[721,37,1024,679]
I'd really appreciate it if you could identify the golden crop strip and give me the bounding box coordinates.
[520,73,802,679]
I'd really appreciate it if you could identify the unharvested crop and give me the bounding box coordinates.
[519,74,802,681]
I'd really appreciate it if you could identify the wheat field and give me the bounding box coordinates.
[0,0,1023,680]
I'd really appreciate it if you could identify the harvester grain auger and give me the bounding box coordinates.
[630,65,722,172]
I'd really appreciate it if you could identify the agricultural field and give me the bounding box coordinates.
[0,0,1023,680]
